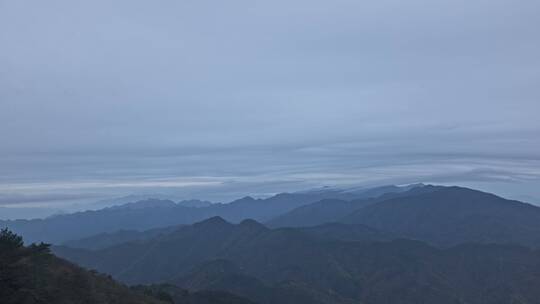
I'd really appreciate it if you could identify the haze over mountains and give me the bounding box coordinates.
[272,185,540,247]
[5,184,540,248]
[4,183,540,303]
[2,0,539,302]
[0,184,422,244]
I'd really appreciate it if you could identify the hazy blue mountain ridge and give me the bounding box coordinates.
[1,184,421,244]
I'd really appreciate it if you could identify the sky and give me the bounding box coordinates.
[1,0,539,219]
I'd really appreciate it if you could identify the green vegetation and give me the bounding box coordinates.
[0,228,257,304]
[0,228,163,304]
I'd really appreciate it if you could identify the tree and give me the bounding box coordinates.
[29,242,51,255]
[0,228,23,250]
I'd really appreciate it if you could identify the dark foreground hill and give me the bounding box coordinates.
[54,217,540,304]
[0,228,163,304]
[0,228,257,304]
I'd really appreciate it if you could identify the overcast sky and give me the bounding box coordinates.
[1,0,539,218]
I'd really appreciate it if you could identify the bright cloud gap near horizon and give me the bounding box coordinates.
[1,0,539,218]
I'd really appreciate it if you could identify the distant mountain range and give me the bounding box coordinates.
[8,183,540,304]
[92,195,214,210]
[341,186,540,247]
[1,184,422,244]
[271,185,540,247]
[267,184,438,228]
[7,184,539,248]
[62,225,185,250]
[108,199,213,210]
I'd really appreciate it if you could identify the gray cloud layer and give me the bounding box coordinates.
[1,0,539,215]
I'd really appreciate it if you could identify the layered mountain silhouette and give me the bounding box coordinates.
[53,216,540,304]
[6,183,540,304]
[270,185,540,247]
[267,184,439,228]
[341,186,540,247]
[1,184,421,244]
[63,225,184,250]
[7,184,540,249]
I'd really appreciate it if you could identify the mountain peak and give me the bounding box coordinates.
[111,199,176,210]
[177,199,213,208]
[428,185,505,201]
[193,216,232,229]
[229,196,258,206]
[239,219,268,231]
